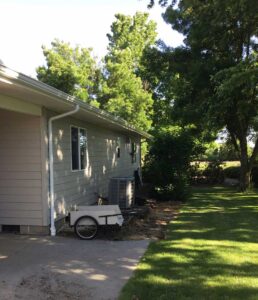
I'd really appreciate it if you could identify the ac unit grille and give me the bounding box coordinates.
[108,177,135,209]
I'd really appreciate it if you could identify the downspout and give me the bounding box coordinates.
[48,104,80,236]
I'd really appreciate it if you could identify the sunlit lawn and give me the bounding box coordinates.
[120,187,258,300]
[193,161,240,170]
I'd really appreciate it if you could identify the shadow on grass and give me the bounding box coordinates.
[120,187,258,300]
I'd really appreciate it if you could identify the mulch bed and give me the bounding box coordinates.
[115,200,181,240]
[58,198,181,241]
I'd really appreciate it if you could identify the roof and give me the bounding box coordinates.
[0,64,151,139]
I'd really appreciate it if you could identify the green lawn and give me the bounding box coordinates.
[120,187,258,300]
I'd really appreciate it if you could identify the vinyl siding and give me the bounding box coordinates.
[0,109,44,226]
[50,114,141,219]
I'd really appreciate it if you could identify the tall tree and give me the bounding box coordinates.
[148,0,258,190]
[37,39,101,107]
[100,12,157,131]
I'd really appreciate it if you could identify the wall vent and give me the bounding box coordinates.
[2,225,20,233]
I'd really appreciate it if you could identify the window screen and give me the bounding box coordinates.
[80,128,87,169]
[71,126,87,170]
[71,127,79,170]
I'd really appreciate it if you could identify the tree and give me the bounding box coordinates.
[100,12,157,131]
[37,39,101,107]
[212,57,258,189]
[148,0,258,190]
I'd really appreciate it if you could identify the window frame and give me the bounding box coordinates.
[70,125,87,172]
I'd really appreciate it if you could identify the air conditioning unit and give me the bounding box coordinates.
[108,177,135,209]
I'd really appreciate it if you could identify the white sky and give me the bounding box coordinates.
[0,0,184,78]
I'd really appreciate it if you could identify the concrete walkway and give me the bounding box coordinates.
[0,234,149,300]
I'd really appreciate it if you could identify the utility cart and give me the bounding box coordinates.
[69,205,124,240]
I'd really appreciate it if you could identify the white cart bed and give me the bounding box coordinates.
[70,205,124,239]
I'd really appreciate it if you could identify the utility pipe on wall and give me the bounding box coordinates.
[48,104,80,236]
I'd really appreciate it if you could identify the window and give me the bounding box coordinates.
[71,126,87,170]
[131,142,137,163]
[116,137,121,158]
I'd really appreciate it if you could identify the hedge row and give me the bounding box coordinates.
[191,164,258,186]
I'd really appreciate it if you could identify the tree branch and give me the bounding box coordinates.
[228,129,240,159]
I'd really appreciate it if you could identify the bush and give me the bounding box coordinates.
[153,175,191,201]
[143,126,200,201]
[251,166,258,187]
[224,166,240,179]
[202,161,224,184]
[190,161,224,184]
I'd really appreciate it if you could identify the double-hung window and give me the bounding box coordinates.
[71,126,87,170]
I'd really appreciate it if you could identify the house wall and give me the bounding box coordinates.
[50,114,141,219]
[0,109,45,227]
[0,106,142,230]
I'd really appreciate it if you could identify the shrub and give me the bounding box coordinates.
[190,161,224,184]
[251,166,258,187]
[143,126,200,201]
[224,166,240,179]
[202,161,224,184]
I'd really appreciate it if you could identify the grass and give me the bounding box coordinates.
[119,187,258,300]
[192,161,240,171]
[222,161,240,169]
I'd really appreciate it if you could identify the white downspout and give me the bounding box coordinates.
[48,104,80,236]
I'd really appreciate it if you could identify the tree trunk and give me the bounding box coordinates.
[239,136,250,191]
[239,131,251,192]
[239,162,251,192]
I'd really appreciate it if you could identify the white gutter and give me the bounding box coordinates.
[49,104,80,236]
[0,64,152,139]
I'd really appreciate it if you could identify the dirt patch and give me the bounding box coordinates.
[59,200,181,241]
[14,268,93,300]
[117,200,181,240]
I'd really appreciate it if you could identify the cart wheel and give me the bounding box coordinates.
[74,216,98,240]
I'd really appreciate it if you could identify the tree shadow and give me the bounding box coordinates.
[120,187,258,299]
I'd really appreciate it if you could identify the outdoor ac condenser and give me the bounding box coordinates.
[108,177,135,209]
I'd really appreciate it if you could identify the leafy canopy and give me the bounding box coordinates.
[147,0,258,190]
[100,12,157,131]
[36,39,100,107]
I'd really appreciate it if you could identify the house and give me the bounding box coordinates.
[0,64,150,235]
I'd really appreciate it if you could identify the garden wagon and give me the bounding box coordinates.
[69,205,124,239]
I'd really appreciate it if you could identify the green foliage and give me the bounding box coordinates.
[102,64,154,130]
[224,166,241,179]
[100,13,157,131]
[222,165,258,187]
[143,126,202,200]
[212,57,258,134]
[37,39,101,107]
[201,142,221,161]
[200,140,251,162]
[251,166,258,187]
[190,161,224,185]
[202,161,224,184]
[147,0,258,190]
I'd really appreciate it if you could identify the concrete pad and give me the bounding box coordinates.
[0,234,149,300]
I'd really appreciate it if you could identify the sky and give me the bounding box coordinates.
[0,0,184,78]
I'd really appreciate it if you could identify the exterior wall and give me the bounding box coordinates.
[0,109,45,226]
[0,105,142,228]
[50,114,141,220]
